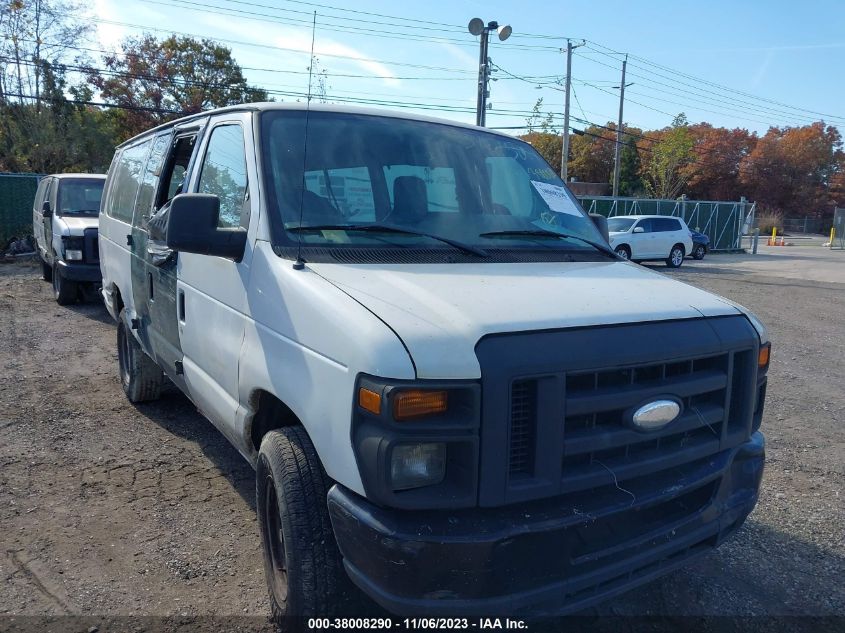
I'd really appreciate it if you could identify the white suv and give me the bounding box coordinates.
[607,214,694,267]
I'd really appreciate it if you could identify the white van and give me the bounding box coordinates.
[98,103,769,626]
[33,173,107,304]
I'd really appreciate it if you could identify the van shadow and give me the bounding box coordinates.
[66,297,113,324]
[132,384,256,511]
[573,518,845,627]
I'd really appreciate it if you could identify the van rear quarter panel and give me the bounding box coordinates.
[99,153,135,321]
[238,241,415,494]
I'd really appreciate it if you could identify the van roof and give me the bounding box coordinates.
[47,173,107,180]
[613,215,686,220]
[117,102,514,149]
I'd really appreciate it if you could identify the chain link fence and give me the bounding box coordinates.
[781,217,829,235]
[577,196,752,251]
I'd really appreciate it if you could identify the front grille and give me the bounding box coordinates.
[84,228,99,264]
[559,353,732,494]
[509,380,537,476]
[501,343,756,499]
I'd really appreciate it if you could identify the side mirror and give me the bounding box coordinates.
[589,213,609,243]
[166,194,247,261]
[41,200,52,218]
[633,226,645,234]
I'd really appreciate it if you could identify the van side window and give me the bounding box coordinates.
[197,124,248,229]
[107,140,152,223]
[134,134,170,227]
[156,135,197,210]
[34,178,48,210]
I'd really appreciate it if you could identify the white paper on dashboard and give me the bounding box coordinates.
[530,181,583,216]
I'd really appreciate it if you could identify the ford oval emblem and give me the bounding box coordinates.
[631,399,681,431]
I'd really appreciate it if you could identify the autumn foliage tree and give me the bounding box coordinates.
[683,124,756,201]
[87,35,269,139]
[739,122,842,217]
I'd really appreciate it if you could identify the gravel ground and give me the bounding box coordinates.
[0,247,843,632]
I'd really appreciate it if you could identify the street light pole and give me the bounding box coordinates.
[468,18,511,127]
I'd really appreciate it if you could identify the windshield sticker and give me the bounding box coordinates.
[530,181,583,217]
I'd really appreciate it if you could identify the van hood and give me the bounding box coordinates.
[309,261,742,379]
[57,216,98,235]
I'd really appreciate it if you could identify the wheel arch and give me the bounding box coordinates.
[247,389,304,455]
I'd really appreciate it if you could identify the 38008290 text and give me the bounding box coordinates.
[306,617,529,630]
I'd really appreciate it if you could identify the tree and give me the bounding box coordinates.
[641,113,694,199]
[0,0,91,106]
[566,123,616,184]
[739,122,842,217]
[682,124,756,201]
[519,98,561,173]
[0,62,118,173]
[88,34,269,139]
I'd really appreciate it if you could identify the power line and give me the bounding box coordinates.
[580,43,845,126]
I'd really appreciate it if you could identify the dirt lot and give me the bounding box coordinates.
[1,245,843,631]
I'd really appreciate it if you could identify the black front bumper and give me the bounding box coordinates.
[328,432,764,617]
[57,260,101,283]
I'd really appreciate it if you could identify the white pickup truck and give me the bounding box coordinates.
[98,103,769,627]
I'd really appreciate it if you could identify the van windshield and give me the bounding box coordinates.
[260,110,607,262]
[57,179,104,217]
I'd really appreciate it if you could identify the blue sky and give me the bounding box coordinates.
[89,0,845,135]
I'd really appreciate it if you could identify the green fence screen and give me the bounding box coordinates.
[577,196,753,251]
[0,173,42,243]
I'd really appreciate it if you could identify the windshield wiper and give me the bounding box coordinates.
[478,229,617,259]
[288,223,488,257]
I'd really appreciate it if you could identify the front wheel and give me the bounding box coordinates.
[52,263,77,305]
[257,427,345,631]
[666,244,685,268]
[614,245,631,260]
[117,309,162,402]
[692,244,706,260]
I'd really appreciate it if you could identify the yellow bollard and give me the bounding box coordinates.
[769,226,777,246]
[831,227,836,249]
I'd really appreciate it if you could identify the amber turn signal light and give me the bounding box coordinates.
[393,389,448,420]
[758,343,771,370]
[358,388,382,415]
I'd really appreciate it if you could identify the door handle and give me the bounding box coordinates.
[178,289,186,322]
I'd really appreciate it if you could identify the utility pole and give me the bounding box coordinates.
[612,55,631,197]
[560,39,584,181]
[476,28,491,126]
[468,18,512,127]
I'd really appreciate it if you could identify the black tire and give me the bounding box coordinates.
[257,427,345,631]
[52,263,77,305]
[692,244,706,260]
[666,244,685,268]
[117,309,162,402]
[614,245,631,260]
[41,257,52,282]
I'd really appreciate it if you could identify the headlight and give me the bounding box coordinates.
[352,375,480,508]
[390,443,446,490]
[62,236,84,261]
